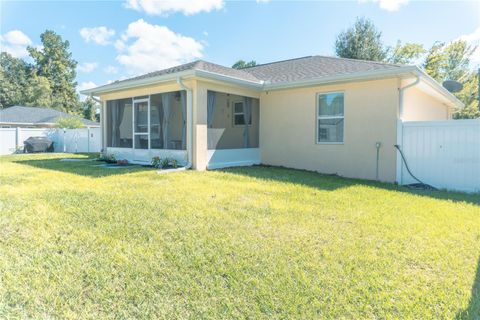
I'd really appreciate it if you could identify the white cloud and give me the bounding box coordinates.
[0,30,32,57]
[458,27,480,67]
[115,19,203,74]
[79,26,116,45]
[77,62,98,73]
[256,0,270,3]
[104,65,119,74]
[124,0,224,16]
[203,31,209,37]
[114,40,126,51]
[359,0,409,12]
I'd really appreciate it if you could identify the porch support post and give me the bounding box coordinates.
[193,84,208,171]
[101,100,107,152]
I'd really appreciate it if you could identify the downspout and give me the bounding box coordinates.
[176,77,193,169]
[396,75,419,185]
[88,94,101,104]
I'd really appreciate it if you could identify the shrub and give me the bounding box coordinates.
[151,156,180,169]
[55,116,84,129]
[99,153,116,163]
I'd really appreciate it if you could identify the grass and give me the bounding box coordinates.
[0,153,479,319]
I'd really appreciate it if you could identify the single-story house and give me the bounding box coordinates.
[81,55,463,183]
[0,106,100,128]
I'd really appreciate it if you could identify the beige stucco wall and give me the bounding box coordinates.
[402,86,450,120]
[260,78,400,182]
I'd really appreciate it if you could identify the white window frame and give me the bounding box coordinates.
[316,91,345,145]
[232,100,252,127]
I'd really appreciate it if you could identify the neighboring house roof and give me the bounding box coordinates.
[81,55,463,108]
[0,106,99,127]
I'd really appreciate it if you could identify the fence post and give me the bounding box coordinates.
[15,127,20,150]
[87,127,90,153]
[63,128,67,153]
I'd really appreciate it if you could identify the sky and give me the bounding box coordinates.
[1,0,479,98]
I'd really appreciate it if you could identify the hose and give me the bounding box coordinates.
[394,144,437,191]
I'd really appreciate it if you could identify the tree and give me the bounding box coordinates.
[27,30,80,113]
[55,116,84,129]
[452,71,480,119]
[423,40,478,119]
[335,17,386,61]
[0,52,30,108]
[423,40,476,83]
[232,60,257,69]
[82,97,99,121]
[0,52,55,109]
[387,41,426,65]
[24,74,53,108]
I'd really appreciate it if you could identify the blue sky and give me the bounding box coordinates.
[1,0,479,96]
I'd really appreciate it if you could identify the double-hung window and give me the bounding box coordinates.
[233,101,252,126]
[317,92,344,143]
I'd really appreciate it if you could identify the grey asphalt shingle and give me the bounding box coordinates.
[0,106,99,126]
[114,60,260,84]
[109,55,403,87]
[241,55,403,84]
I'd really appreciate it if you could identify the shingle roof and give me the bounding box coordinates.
[0,106,99,126]
[110,55,403,86]
[241,55,403,84]
[115,60,260,84]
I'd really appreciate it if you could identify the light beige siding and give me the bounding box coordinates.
[260,78,399,182]
[403,86,450,120]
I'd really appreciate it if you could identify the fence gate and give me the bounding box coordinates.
[398,119,480,193]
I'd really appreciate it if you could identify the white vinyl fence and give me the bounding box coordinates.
[0,127,101,155]
[397,119,480,193]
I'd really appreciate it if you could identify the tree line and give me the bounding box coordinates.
[0,30,98,121]
[232,18,479,119]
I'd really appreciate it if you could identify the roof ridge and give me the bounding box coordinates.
[313,55,406,67]
[241,56,314,69]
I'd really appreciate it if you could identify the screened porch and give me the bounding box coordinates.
[105,90,187,164]
[206,90,260,169]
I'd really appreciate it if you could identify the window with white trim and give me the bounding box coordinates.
[317,92,344,143]
[233,101,251,126]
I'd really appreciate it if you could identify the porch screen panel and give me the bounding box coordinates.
[149,91,186,150]
[207,92,259,150]
[150,94,163,149]
[106,98,132,148]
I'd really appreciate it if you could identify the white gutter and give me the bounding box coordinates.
[176,77,193,169]
[194,69,263,89]
[398,75,420,120]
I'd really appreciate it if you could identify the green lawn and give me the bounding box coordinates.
[0,153,479,319]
